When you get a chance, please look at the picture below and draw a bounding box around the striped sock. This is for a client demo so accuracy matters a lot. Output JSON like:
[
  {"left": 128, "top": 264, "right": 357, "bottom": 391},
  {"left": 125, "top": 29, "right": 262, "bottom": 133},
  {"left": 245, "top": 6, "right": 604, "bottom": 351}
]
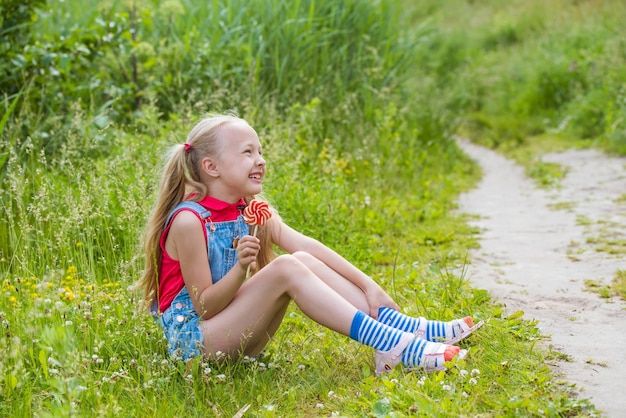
[
  {"left": 350, "top": 311, "right": 457, "bottom": 370},
  {"left": 350, "top": 310, "right": 405, "bottom": 352},
  {"left": 377, "top": 306, "right": 419, "bottom": 333},
  {"left": 401, "top": 337, "right": 454, "bottom": 370},
  {"left": 378, "top": 307, "right": 470, "bottom": 342}
]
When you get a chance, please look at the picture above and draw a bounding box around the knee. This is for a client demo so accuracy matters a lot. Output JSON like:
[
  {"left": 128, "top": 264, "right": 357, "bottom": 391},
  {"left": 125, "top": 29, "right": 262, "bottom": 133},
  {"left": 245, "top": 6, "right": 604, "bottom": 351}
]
[
  {"left": 291, "top": 251, "right": 318, "bottom": 266},
  {"left": 269, "top": 254, "right": 309, "bottom": 276}
]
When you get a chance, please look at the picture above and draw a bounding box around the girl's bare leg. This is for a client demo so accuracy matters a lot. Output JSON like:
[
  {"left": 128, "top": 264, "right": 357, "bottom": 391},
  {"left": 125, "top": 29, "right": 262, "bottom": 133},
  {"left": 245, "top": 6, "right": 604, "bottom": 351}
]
[
  {"left": 200, "top": 254, "right": 359, "bottom": 358},
  {"left": 290, "top": 251, "right": 480, "bottom": 342},
  {"left": 291, "top": 251, "right": 369, "bottom": 312}
]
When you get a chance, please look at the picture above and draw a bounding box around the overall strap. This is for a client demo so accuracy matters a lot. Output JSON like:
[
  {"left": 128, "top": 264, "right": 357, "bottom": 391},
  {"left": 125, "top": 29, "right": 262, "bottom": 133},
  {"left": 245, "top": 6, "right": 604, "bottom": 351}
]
[
  {"left": 153, "top": 201, "right": 212, "bottom": 319},
  {"left": 164, "top": 201, "right": 212, "bottom": 229}
]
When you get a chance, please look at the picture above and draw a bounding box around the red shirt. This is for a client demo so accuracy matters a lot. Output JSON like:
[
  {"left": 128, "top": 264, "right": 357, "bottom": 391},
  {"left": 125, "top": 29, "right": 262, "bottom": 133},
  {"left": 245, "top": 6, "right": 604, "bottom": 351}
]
[{"left": 158, "top": 196, "right": 245, "bottom": 313}]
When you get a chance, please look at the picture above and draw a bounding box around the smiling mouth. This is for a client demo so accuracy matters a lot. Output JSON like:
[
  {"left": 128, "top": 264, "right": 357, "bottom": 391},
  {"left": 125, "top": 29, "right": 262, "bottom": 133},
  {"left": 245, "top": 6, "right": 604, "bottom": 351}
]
[{"left": 249, "top": 174, "right": 262, "bottom": 180}]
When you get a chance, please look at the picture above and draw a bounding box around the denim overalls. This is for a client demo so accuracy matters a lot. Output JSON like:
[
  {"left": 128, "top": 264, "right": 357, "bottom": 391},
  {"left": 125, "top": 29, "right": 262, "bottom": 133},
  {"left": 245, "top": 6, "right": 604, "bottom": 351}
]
[{"left": 156, "top": 201, "right": 249, "bottom": 361}]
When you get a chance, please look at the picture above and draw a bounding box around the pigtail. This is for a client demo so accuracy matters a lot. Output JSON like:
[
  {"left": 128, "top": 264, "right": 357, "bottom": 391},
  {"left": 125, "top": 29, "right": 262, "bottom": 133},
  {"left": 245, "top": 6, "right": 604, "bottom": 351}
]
[{"left": 137, "top": 144, "right": 191, "bottom": 311}]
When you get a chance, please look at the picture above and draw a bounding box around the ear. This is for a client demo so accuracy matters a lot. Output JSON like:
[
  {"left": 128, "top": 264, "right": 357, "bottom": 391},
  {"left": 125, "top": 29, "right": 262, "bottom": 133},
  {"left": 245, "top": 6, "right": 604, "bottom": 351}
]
[{"left": 201, "top": 157, "right": 219, "bottom": 178}]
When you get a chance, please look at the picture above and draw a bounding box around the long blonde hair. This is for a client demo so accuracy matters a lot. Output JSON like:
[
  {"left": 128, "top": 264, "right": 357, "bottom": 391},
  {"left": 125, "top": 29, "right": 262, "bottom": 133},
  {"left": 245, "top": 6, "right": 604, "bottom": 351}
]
[{"left": 137, "top": 115, "right": 277, "bottom": 310}]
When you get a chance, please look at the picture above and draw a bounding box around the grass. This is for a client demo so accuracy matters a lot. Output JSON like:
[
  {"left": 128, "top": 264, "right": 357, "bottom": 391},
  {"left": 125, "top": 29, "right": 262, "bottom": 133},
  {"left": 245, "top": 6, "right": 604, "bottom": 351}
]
[
  {"left": 0, "top": 105, "right": 599, "bottom": 415},
  {"left": 584, "top": 274, "right": 626, "bottom": 301},
  {"left": 613, "top": 270, "right": 626, "bottom": 300},
  {"left": 443, "top": 0, "right": 626, "bottom": 158},
  {"left": 0, "top": 0, "right": 612, "bottom": 416}
]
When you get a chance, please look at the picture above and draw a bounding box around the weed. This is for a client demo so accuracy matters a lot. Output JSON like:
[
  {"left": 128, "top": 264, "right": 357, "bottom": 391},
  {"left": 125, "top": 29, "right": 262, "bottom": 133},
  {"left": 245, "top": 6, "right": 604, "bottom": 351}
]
[{"left": 612, "top": 270, "right": 626, "bottom": 300}]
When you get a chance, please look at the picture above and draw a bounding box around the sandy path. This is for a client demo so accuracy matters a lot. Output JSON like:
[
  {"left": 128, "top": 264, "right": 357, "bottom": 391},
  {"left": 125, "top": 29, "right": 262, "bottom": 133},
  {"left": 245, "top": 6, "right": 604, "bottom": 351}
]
[{"left": 456, "top": 139, "right": 626, "bottom": 417}]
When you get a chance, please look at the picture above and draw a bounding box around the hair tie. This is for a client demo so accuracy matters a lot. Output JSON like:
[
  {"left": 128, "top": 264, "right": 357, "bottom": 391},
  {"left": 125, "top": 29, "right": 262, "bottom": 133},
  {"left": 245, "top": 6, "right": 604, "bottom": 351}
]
[{"left": 183, "top": 143, "right": 192, "bottom": 153}]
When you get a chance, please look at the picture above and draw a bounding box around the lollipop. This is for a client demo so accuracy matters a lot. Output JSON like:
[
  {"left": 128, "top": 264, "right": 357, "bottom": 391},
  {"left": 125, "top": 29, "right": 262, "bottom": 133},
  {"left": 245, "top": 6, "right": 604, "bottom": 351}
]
[
  {"left": 244, "top": 200, "right": 272, "bottom": 230},
  {"left": 243, "top": 199, "right": 272, "bottom": 277}
]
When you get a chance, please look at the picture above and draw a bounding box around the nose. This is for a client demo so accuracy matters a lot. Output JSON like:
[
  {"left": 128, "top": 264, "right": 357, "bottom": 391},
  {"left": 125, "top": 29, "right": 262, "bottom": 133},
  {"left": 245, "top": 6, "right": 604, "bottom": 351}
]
[{"left": 257, "top": 154, "right": 266, "bottom": 167}]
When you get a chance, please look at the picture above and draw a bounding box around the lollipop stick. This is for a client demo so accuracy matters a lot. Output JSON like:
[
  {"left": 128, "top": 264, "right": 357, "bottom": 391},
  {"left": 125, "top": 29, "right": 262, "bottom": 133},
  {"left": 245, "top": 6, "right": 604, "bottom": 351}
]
[{"left": 245, "top": 224, "right": 259, "bottom": 278}]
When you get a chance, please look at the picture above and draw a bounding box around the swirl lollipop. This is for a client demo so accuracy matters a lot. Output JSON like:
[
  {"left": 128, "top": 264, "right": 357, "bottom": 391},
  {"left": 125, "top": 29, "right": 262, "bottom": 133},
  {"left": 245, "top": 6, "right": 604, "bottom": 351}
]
[
  {"left": 243, "top": 199, "right": 272, "bottom": 277},
  {"left": 244, "top": 200, "right": 272, "bottom": 229}
]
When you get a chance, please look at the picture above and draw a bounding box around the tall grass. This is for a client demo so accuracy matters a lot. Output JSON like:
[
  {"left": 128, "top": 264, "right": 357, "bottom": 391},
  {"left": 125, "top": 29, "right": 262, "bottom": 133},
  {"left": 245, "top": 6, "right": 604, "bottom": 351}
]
[
  {"left": 26, "top": 0, "right": 416, "bottom": 141},
  {"left": 426, "top": 0, "right": 626, "bottom": 155},
  {"left": 0, "top": 0, "right": 600, "bottom": 415}
]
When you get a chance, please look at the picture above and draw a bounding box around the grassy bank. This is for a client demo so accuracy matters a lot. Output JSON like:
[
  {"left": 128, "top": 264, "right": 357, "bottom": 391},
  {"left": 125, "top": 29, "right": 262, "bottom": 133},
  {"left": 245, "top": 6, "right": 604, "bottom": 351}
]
[
  {"left": 421, "top": 0, "right": 626, "bottom": 184},
  {"left": 0, "top": 0, "right": 606, "bottom": 415}
]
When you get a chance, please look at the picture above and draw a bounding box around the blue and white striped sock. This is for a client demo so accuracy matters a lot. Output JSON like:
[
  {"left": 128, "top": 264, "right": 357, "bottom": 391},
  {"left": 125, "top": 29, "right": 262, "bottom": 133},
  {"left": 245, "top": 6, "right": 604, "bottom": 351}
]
[
  {"left": 350, "top": 311, "right": 450, "bottom": 369},
  {"left": 401, "top": 337, "right": 429, "bottom": 366},
  {"left": 377, "top": 306, "right": 419, "bottom": 333},
  {"left": 350, "top": 310, "right": 404, "bottom": 352},
  {"left": 378, "top": 307, "right": 462, "bottom": 342}
]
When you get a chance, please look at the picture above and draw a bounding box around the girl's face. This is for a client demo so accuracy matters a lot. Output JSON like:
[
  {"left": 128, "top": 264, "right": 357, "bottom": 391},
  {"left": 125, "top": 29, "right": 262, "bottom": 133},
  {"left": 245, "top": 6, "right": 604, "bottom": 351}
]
[{"left": 209, "top": 120, "right": 266, "bottom": 202}]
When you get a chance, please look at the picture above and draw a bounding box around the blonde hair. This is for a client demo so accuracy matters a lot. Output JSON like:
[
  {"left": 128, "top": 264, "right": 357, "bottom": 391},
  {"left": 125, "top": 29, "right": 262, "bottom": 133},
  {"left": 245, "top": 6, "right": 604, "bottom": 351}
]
[{"left": 137, "top": 114, "right": 277, "bottom": 310}]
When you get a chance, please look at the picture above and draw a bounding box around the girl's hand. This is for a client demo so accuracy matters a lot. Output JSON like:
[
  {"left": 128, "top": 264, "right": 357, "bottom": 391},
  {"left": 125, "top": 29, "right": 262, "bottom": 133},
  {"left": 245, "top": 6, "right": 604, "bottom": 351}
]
[
  {"left": 366, "top": 285, "right": 401, "bottom": 319},
  {"left": 236, "top": 235, "right": 260, "bottom": 271}
]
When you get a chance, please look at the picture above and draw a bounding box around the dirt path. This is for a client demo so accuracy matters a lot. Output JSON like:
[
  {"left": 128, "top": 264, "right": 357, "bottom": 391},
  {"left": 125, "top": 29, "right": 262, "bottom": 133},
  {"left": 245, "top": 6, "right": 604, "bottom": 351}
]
[{"left": 456, "top": 139, "right": 626, "bottom": 417}]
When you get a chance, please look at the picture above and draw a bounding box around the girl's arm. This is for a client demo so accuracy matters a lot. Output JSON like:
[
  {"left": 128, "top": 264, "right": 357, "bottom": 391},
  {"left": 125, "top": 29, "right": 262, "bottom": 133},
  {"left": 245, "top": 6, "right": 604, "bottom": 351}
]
[
  {"left": 269, "top": 218, "right": 400, "bottom": 318},
  {"left": 166, "top": 211, "right": 258, "bottom": 319}
]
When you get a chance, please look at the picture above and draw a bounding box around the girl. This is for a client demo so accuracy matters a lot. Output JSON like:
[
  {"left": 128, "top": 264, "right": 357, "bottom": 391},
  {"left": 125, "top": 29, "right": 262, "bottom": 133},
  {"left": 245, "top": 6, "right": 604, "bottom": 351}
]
[{"left": 137, "top": 114, "right": 482, "bottom": 375}]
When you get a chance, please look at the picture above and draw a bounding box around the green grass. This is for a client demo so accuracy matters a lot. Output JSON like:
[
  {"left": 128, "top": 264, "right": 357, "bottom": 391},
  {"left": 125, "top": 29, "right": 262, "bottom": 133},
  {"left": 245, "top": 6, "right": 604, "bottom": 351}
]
[
  {"left": 0, "top": 0, "right": 608, "bottom": 416},
  {"left": 443, "top": 0, "right": 626, "bottom": 158},
  {"left": 0, "top": 106, "right": 597, "bottom": 415},
  {"left": 613, "top": 270, "right": 626, "bottom": 300}
]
